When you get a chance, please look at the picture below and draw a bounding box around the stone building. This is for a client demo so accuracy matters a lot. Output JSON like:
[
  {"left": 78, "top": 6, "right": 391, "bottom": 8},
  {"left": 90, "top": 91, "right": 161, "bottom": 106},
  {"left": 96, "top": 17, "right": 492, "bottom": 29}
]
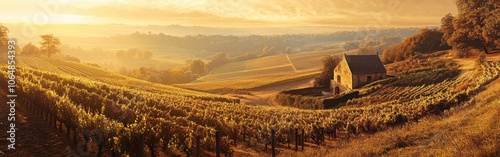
[{"left": 331, "top": 54, "right": 387, "bottom": 94}]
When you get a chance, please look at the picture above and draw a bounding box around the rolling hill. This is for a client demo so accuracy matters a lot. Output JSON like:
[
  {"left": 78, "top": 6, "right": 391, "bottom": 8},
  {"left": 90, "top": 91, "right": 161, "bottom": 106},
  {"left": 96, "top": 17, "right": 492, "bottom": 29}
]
[
  {"left": 194, "top": 46, "right": 345, "bottom": 83},
  {"left": 16, "top": 56, "right": 237, "bottom": 102}
]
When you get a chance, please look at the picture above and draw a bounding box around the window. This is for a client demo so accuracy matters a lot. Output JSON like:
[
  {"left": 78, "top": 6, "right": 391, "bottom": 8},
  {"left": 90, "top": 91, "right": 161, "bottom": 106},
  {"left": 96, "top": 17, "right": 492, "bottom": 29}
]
[
  {"left": 337, "top": 75, "right": 341, "bottom": 83},
  {"left": 367, "top": 76, "right": 372, "bottom": 83}
]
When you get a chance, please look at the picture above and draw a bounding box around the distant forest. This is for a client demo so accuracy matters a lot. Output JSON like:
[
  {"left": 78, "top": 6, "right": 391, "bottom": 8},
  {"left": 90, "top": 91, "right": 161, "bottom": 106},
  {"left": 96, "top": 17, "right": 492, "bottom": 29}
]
[{"left": 68, "top": 28, "right": 420, "bottom": 55}]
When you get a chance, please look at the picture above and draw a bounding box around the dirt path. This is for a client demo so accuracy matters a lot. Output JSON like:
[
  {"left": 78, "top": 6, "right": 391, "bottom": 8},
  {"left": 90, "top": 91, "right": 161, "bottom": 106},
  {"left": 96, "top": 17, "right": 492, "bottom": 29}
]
[
  {"left": 239, "top": 77, "right": 315, "bottom": 106},
  {"left": 285, "top": 54, "right": 298, "bottom": 72},
  {"left": 454, "top": 51, "right": 500, "bottom": 70}
]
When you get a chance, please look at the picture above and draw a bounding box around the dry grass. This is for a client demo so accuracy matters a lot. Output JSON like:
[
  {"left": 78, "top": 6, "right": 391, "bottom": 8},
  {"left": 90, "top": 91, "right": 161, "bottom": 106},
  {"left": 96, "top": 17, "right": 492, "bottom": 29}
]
[
  {"left": 210, "top": 54, "right": 291, "bottom": 75},
  {"left": 280, "top": 79, "right": 500, "bottom": 157}
]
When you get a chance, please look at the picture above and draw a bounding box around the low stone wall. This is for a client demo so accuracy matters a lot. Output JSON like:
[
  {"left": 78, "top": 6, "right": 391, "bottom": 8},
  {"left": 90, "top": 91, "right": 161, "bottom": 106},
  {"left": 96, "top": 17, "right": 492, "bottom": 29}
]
[
  {"left": 322, "top": 91, "right": 359, "bottom": 109},
  {"left": 280, "top": 87, "right": 330, "bottom": 96},
  {"left": 276, "top": 87, "right": 359, "bottom": 110}
]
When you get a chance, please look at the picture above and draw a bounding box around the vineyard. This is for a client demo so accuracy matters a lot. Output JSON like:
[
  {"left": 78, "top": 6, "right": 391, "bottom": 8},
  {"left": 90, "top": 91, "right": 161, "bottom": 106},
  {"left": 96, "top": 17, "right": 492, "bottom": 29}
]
[
  {"left": 2, "top": 59, "right": 499, "bottom": 156},
  {"left": 17, "top": 56, "right": 235, "bottom": 102}
]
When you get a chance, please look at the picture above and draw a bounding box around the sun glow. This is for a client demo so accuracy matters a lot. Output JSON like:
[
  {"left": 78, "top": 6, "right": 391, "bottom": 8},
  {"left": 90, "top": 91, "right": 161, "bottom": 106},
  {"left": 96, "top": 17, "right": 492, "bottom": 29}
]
[
  {"left": 50, "top": 14, "right": 93, "bottom": 24},
  {"left": 0, "top": 0, "right": 458, "bottom": 26}
]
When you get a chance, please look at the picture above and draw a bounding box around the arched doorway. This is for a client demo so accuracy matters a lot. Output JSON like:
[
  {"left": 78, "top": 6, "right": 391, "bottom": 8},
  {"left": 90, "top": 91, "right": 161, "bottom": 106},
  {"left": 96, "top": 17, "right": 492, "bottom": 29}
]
[{"left": 334, "top": 87, "right": 340, "bottom": 94}]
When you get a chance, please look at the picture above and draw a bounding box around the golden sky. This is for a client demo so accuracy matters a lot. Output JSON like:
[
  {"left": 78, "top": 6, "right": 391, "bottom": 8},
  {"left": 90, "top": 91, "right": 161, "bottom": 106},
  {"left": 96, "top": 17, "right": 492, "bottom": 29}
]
[{"left": 1, "top": 0, "right": 458, "bottom": 27}]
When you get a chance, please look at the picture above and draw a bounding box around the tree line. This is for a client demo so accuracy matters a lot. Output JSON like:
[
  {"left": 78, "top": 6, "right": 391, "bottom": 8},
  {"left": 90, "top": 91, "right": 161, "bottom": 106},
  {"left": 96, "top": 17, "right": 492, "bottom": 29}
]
[
  {"left": 119, "top": 52, "right": 231, "bottom": 84},
  {"left": 71, "top": 28, "right": 420, "bottom": 55}
]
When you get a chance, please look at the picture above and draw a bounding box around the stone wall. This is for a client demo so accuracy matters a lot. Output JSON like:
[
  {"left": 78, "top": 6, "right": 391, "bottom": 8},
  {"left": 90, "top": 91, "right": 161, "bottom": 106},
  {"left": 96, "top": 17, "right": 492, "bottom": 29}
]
[{"left": 333, "top": 57, "right": 353, "bottom": 89}]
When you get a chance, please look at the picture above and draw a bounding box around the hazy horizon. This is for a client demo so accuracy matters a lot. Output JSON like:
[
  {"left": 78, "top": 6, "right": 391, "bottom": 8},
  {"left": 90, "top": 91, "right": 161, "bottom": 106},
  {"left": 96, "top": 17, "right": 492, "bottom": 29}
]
[{"left": 2, "top": 0, "right": 458, "bottom": 43}]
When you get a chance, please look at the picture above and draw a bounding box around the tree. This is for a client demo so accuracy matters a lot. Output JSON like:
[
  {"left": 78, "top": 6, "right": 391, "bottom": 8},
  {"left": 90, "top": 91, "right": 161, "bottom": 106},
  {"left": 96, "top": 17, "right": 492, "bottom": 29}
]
[
  {"left": 21, "top": 42, "right": 39, "bottom": 56},
  {"left": 447, "top": 0, "right": 500, "bottom": 54},
  {"left": 0, "top": 25, "right": 8, "bottom": 62},
  {"left": 207, "top": 52, "right": 229, "bottom": 71},
  {"left": 314, "top": 55, "right": 341, "bottom": 87},
  {"left": 39, "top": 34, "right": 61, "bottom": 57},
  {"left": 440, "top": 13, "right": 455, "bottom": 46},
  {"left": 189, "top": 59, "right": 206, "bottom": 76},
  {"left": 381, "top": 29, "right": 449, "bottom": 63}
]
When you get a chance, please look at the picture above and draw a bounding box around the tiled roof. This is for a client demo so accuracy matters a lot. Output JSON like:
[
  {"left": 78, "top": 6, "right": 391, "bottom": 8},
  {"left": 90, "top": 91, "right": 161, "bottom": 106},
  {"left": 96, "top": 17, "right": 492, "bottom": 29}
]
[{"left": 344, "top": 55, "right": 386, "bottom": 74}]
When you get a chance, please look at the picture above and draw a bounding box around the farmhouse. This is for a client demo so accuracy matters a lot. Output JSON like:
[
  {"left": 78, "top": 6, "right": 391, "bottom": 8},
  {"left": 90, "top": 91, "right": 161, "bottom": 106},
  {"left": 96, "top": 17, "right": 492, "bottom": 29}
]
[{"left": 331, "top": 54, "right": 386, "bottom": 94}]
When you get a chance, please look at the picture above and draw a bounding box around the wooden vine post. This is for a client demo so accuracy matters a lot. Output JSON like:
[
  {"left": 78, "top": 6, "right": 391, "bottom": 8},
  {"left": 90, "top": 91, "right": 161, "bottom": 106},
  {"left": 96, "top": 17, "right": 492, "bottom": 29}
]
[
  {"left": 216, "top": 131, "right": 221, "bottom": 157},
  {"left": 301, "top": 129, "right": 305, "bottom": 151},
  {"left": 271, "top": 129, "right": 276, "bottom": 157},
  {"left": 196, "top": 136, "right": 201, "bottom": 157}
]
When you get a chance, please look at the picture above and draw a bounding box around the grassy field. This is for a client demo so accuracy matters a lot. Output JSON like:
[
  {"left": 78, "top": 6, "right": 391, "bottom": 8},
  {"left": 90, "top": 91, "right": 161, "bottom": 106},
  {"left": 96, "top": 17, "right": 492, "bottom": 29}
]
[
  {"left": 176, "top": 70, "right": 320, "bottom": 92},
  {"left": 196, "top": 46, "right": 344, "bottom": 83}
]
